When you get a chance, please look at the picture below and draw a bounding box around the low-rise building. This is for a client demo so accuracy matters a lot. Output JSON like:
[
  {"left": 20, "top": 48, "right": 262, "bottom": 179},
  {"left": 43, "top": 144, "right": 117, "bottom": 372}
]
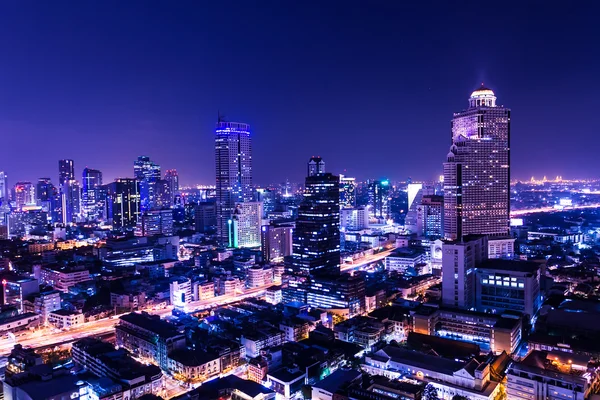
[
  {"left": 48, "top": 309, "right": 85, "bottom": 329},
  {"left": 0, "top": 313, "right": 39, "bottom": 337},
  {"left": 248, "top": 356, "right": 269, "bottom": 384},
  {"left": 71, "top": 338, "right": 163, "bottom": 398},
  {"left": 411, "top": 305, "right": 522, "bottom": 354},
  {"left": 506, "top": 350, "right": 600, "bottom": 400},
  {"left": 265, "top": 285, "right": 282, "bottom": 305},
  {"left": 167, "top": 349, "right": 220, "bottom": 383},
  {"left": 279, "top": 318, "right": 311, "bottom": 342},
  {"left": 334, "top": 316, "right": 386, "bottom": 351},
  {"left": 246, "top": 265, "right": 273, "bottom": 288},
  {"left": 241, "top": 328, "right": 285, "bottom": 359},
  {"left": 363, "top": 346, "right": 501, "bottom": 400},
  {"left": 40, "top": 265, "right": 90, "bottom": 292},
  {"left": 385, "top": 247, "right": 427, "bottom": 274},
  {"left": 267, "top": 367, "right": 306, "bottom": 399},
  {"left": 116, "top": 312, "right": 186, "bottom": 370},
  {"left": 111, "top": 290, "right": 146, "bottom": 312},
  {"left": 22, "top": 289, "right": 61, "bottom": 326}
]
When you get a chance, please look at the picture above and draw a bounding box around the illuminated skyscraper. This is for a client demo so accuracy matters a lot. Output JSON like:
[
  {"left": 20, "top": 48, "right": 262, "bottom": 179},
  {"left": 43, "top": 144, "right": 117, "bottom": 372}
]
[
  {"left": 230, "top": 201, "right": 263, "bottom": 248},
  {"left": 82, "top": 168, "right": 103, "bottom": 220},
  {"left": 14, "top": 182, "right": 36, "bottom": 210},
  {"left": 215, "top": 121, "right": 252, "bottom": 245},
  {"left": 58, "top": 159, "right": 75, "bottom": 186},
  {"left": 339, "top": 174, "right": 356, "bottom": 208},
  {"left": 61, "top": 180, "right": 81, "bottom": 224},
  {"left": 134, "top": 156, "right": 161, "bottom": 212},
  {"left": 164, "top": 169, "right": 179, "bottom": 205},
  {"left": 0, "top": 172, "right": 8, "bottom": 204},
  {"left": 290, "top": 157, "right": 340, "bottom": 277},
  {"left": 367, "top": 179, "right": 390, "bottom": 221},
  {"left": 443, "top": 85, "right": 510, "bottom": 239},
  {"left": 105, "top": 178, "right": 140, "bottom": 229},
  {"left": 36, "top": 178, "right": 54, "bottom": 202}
]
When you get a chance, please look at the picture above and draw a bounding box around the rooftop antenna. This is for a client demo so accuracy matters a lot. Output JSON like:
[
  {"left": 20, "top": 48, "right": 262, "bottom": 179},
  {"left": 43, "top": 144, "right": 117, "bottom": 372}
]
[{"left": 218, "top": 111, "right": 226, "bottom": 123}]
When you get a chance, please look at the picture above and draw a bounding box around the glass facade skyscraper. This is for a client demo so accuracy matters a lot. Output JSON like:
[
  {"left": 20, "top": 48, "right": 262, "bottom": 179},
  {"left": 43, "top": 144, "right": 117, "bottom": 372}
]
[
  {"left": 290, "top": 157, "right": 340, "bottom": 277},
  {"left": 134, "top": 156, "right": 161, "bottom": 212},
  {"left": 443, "top": 85, "right": 510, "bottom": 240},
  {"left": 58, "top": 159, "right": 74, "bottom": 187},
  {"left": 82, "top": 168, "right": 103, "bottom": 220},
  {"left": 105, "top": 178, "right": 140, "bottom": 229},
  {"left": 215, "top": 121, "right": 253, "bottom": 245}
]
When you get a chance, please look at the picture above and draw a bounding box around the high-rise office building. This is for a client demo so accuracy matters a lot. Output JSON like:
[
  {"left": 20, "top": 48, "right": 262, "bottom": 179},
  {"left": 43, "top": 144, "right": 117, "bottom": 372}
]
[
  {"left": 261, "top": 221, "right": 294, "bottom": 262},
  {"left": 339, "top": 174, "right": 356, "bottom": 208},
  {"left": 134, "top": 156, "right": 161, "bottom": 212},
  {"left": 215, "top": 121, "right": 253, "bottom": 244},
  {"left": 441, "top": 235, "right": 488, "bottom": 309},
  {"left": 367, "top": 179, "right": 390, "bottom": 222},
  {"left": 154, "top": 179, "right": 172, "bottom": 209},
  {"left": 81, "top": 168, "right": 103, "bottom": 220},
  {"left": 35, "top": 178, "right": 54, "bottom": 203},
  {"left": 417, "top": 195, "right": 444, "bottom": 239},
  {"left": 194, "top": 202, "right": 217, "bottom": 233},
  {"left": 61, "top": 180, "right": 81, "bottom": 224},
  {"left": 290, "top": 157, "right": 340, "bottom": 277},
  {"left": 135, "top": 209, "right": 174, "bottom": 237},
  {"left": 0, "top": 172, "right": 8, "bottom": 204},
  {"left": 14, "top": 182, "right": 36, "bottom": 210},
  {"left": 58, "top": 159, "right": 75, "bottom": 186},
  {"left": 231, "top": 202, "right": 263, "bottom": 248},
  {"left": 443, "top": 85, "right": 510, "bottom": 240},
  {"left": 164, "top": 169, "right": 179, "bottom": 205},
  {"left": 105, "top": 178, "right": 140, "bottom": 229}
]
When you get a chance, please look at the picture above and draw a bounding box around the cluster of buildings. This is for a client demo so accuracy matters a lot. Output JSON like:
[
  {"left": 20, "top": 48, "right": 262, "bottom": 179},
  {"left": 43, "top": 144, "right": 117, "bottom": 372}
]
[{"left": 2, "top": 85, "right": 600, "bottom": 400}]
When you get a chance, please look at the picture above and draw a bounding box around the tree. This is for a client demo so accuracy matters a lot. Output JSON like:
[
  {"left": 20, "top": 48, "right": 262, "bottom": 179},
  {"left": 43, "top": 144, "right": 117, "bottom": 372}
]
[
  {"left": 423, "top": 384, "right": 439, "bottom": 400},
  {"left": 493, "top": 383, "right": 507, "bottom": 400}
]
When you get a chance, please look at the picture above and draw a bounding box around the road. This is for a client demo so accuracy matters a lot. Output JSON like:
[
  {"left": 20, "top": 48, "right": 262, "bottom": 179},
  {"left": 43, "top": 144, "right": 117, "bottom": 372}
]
[
  {"left": 0, "top": 308, "right": 174, "bottom": 356},
  {"left": 340, "top": 248, "right": 395, "bottom": 272},
  {"left": 0, "top": 283, "right": 275, "bottom": 356},
  {"left": 0, "top": 250, "right": 394, "bottom": 357},
  {"left": 510, "top": 203, "right": 600, "bottom": 216}
]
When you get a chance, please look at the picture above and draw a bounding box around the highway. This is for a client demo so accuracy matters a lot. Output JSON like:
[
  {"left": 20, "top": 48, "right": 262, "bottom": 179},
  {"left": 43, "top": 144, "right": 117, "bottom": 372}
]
[
  {"left": 0, "top": 250, "right": 394, "bottom": 357},
  {"left": 340, "top": 248, "right": 395, "bottom": 272},
  {"left": 0, "top": 283, "right": 276, "bottom": 356},
  {"left": 510, "top": 203, "right": 600, "bottom": 216}
]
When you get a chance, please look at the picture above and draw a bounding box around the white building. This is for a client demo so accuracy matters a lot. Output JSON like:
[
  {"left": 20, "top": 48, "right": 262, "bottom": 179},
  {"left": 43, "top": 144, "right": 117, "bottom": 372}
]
[
  {"left": 340, "top": 207, "right": 368, "bottom": 231},
  {"left": 487, "top": 237, "right": 515, "bottom": 259},
  {"left": 231, "top": 202, "right": 263, "bottom": 248},
  {"left": 23, "top": 290, "right": 61, "bottom": 326},
  {"left": 246, "top": 265, "right": 273, "bottom": 288},
  {"left": 48, "top": 309, "right": 85, "bottom": 329},
  {"left": 363, "top": 346, "right": 500, "bottom": 400},
  {"left": 40, "top": 266, "right": 90, "bottom": 292}
]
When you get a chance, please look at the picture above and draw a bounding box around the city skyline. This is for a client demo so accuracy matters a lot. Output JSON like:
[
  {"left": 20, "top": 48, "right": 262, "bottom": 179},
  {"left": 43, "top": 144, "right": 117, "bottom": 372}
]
[{"left": 1, "top": 2, "right": 599, "bottom": 185}]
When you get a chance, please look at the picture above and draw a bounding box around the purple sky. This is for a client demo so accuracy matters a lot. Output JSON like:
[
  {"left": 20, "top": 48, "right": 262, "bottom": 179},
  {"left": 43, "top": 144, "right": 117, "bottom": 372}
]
[{"left": 1, "top": 1, "right": 599, "bottom": 186}]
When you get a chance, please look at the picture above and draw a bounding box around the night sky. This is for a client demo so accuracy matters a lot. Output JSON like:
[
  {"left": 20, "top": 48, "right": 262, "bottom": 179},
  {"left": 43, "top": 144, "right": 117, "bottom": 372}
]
[{"left": 1, "top": 1, "right": 599, "bottom": 186}]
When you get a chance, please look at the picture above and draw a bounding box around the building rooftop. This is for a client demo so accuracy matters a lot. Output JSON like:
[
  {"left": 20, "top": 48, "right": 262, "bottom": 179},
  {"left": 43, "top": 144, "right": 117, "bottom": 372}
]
[
  {"left": 168, "top": 349, "right": 219, "bottom": 367},
  {"left": 478, "top": 259, "right": 540, "bottom": 273},
  {"left": 119, "top": 312, "right": 182, "bottom": 339},
  {"left": 313, "top": 368, "right": 361, "bottom": 394},
  {"left": 172, "top": 375, "right": 273, "bottom": 400},
  {"left": 50, "top": 309, "right": 80, "bottom": 317},
  {"left": 377, "top": 346, "right": 467, "bottom": 376},
  {"left": 406, "top": 332, "right": 480, "bottom": 360},
  {"left": 268, "top": 367, "right": 306, "bottom": 383}
]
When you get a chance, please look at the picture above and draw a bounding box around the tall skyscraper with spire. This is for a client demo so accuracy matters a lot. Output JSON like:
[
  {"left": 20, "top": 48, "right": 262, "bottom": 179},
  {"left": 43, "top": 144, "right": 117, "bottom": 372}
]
[
  {"left": 215, "top": 121, "right": 253, "bottom": 245},
  {"left": 443, "top": 85, "right": 510, "bottom": 240}
]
